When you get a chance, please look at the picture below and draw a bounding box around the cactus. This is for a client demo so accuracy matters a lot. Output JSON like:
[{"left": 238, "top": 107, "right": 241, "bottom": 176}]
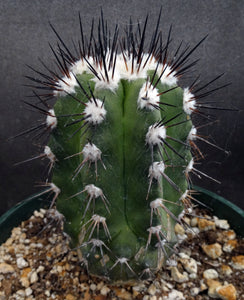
[{"left": 20, "top": 12, "right": 227, "bottom": 281}]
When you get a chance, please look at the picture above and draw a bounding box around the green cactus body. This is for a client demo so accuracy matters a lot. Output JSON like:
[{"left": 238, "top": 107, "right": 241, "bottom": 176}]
[
  {"left": 24, "top": 14, "right": 212, "bottom": 281},
  {"left": 46, "top": 52, "right": 193, "bottom": 279}
]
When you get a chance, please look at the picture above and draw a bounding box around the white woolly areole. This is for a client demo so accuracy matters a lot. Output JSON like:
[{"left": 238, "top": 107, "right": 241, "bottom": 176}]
[
  {"left": 50, "top": 182, "right": 61, "bottom": 194},
  {"left": 88, "top": 239, "right": 106, "bottom": 247},
  {"left": 158, "top": 64, "right": 178, "bottom": 86},
  {"left": 185, "top": 158, "right": 194, "bottom": 174},
  {"left": 114, "top": 53, "right": 149, "bottom": 81},
  {"left": 146, "top": 124, "right": 166, "bottom": 145},
  {"left": 155, "top": 239, "right": 167, "bottom": 248},
  {"left": 150, "top": 198, "right": 163, "bottom": 208},
  {"left": 46, "top": 109, "right": 57, "bottom": 130},
  {"left": 149, "top": 161, "right": 165, "bottom": 180},
  {"left": 84, "top": 99, "right": 106, "bottom": 124},
  {"left": 84, "top": 184, "right": 103, "bottom": 198},
  {"left": 183, "top": 87, "right": 196, "bottom": 115},
  {"left": 91, "top": 214, "right": 106, "bottom": 223},
  {"left": 137, "top": 82, "right": 159, "bottom": 110},
  {"left": 180, "top": 190, "right": 189, "bottom": 201},
  {"left": 70, "top": 57, "right": 93, "bottom": 75},
  {"left": 147, "top": 225, "right": 162, "bottom": 234},
  {"left": 82, "top": 143, "right": 102, "bottom": 161},
  {"left": 92, "top": 51, "right": 121, "bottom": 91},
  {"left": 44, "top": 146, "right": 56, "bottom": 162},
  {"left": 54, "top": 72, "right": 78, "bottom": 96},
  {"left": 187, "top": 126, "right": 197, "bottom": 141},
  {"left": 178, "top": 209, "right": 185, "bottom": 219}
]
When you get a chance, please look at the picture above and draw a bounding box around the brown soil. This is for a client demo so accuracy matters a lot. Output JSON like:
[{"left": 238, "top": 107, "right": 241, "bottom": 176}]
[{"left": 0, "top": 208, "right": 243, "bottom": 300}]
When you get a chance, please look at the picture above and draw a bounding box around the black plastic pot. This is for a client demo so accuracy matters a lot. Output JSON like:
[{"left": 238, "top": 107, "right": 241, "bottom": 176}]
[{"left": 0, "top": 186, "right": 243, "bottom": 244}]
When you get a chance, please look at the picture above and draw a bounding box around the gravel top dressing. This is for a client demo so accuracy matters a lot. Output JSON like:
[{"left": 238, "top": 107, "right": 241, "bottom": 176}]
[{"left": 0, "top": 207, "right": 243, "bottom": 300}]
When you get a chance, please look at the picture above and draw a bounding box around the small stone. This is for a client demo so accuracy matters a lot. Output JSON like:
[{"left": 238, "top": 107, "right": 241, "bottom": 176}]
[
  {"left": 170, "top": 267, "right": 189, "bottom": 283},
  {"left": 190, "top": 227, "right": 200, "bottom": 235},
  {"left": 231, "top": 255, "right": 244, "bottom": 269},
  {"left": 198, "top": 218, "right": 216, "bottom": 231},
  {"left": 223, "top": 240, "right": 238, "bottom": 253},
  {"left": 221, "top": 230, "right": 236, "bottom": 241},
  {"left": 200, "top": 279, "right": 208, "bottom": 291},
  {"left": 183, "top": 217, "right": 190, "bottom": 225},
  {"left": 179, "top": 252, "right": 190, "bottom": 259},
  {"left": 57, "top": 265, "right": 63, "bottom": 273},
  {"left": 190, "top": 287, "right": 200, "bottom": 296},
  {"left": 65, "top": 294, "right": 77, "bottom": 300},
  {"left": 16, "top": 289, "right": 25, "bottom": 296},
  {"left": 34, "top": 210, "right": 44, "bottom": 218},
  {"left": 20, "top": 276, "right": 30, "bottom": 288},
  {"left": 40, "top": 208, "right": 46, "bottom": 214},
  {"left": 177, "top": 234, "right": 187, "bottom": 242},
  {"left": 30, "top": 271, "right": 38, "bottom": 283},
  {"left": 164, "top": 289, "right": 185, "bottom": 300},
  {"left": 216, "top": 284, "right": 237, "bottom": 300},
  {"left": 4, "top": 238, "right": 13, "bottom": 247},
  {"left": 36, "top": 265, "right": 45, "bottom": 273},
  {"left": 202, "top": 243, "right": 222, "bottom": 259},
  {"left": 180, "top": 257, "right": 198, "bottom": 274},
  {"left": 100, "top": 286, "right": 110, "bottom": 296},
  {"left": 114, "top": 288, "right": 132, "bottom": 300},
  {"left": 148, "top": 284, "right": 157, "bottom": 295},
  {"left": 189, "top": 273, "right": 197, "bottom": 279},
  {"left": 20, "top": 267, "right": 31, "bottom": 288},
  {"left": 203, "top": 268, "right": 219, "bottom": 279},
  {"left": 0, "top": 263, "right": 15, "bottom": 274},
  {"left": 214, "top": 218, "right": 230, "bottom": 230},
  {"left": 17, "top": 257, "right": 28, "bottom": 269},
  {"left": 220, "top": 264, "right": 233, "bottom": 276},
  {"left": 175, "top": 223, "right": 185, "bottom": 235},
  {"left": 25, "top": 287, "right": 32, "bottom": 297},
  {"left": 206, "top": 279, "right": 222, "bottom": 298},
  {"left": 191, "top": 217, "right": 198, "bottom": 227},
  {"left": 96, "top": 281, "right": 104, "bottom": 291},
  {"left": 90, "top": 283, "right": 97, "bottom": 291}
]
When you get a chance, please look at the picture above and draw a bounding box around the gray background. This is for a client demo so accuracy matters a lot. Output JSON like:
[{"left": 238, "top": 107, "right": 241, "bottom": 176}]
[{"left": 0, "top": 0, "right": 243, "bottom": 215}]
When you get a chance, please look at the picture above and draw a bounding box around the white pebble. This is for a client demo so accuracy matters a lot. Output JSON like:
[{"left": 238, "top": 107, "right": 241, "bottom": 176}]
[
  {"left": 30, "top": 271, "right": 38, "bottom": 283},
  {"left": 190, "top": 217, "right": 198, "bottom": 227},
  {"left": 203, "top": 268, "right": 219, "bottom": 279},
  {"left": 36, "top": 265, "right": 45, "bottom": 273},
  {"left": 90, "top": 283, "right": 97, "bottom": 291},
  {"left": 177, "top": 234, "right": 188, "bottom": 242},
  {"left": 148, "top": 284, "right": 157, "bottom": 295},
  {"left": 100, "top": 286, "right": 110, "bottom": 296},
  {"left": 171, "top": 267, "right": 189, "bottom": 283},
  {"left": 25, "top": 287, "right": 33, "bottom": 296},
  {"left": 189, "top": 273, "right": 197, "bottom": 279},
  {"left": 179, "top": 252, "right": 190, "bottom": 259},
  {"left": 163, "top": 289, "right": 185, "bottom": 300},
  {"left": 16, "top": 289, "right": 25, "bottom": 296},
  {"left": 16, "top": 257, "right": 28, "bottom": 269},
  {"left": 214, "top": 218, "right": 230, "bottom": 229},
  {"left": 190, "top": 287, "right": 200, "bottom": 296}
]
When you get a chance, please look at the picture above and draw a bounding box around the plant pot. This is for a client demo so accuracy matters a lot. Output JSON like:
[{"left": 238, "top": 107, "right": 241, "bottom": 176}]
[{"left": 1, "top": 186, "right": 243, "bottom": 245}]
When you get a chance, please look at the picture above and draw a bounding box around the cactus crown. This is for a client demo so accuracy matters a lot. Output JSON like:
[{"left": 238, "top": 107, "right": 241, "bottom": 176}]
[{"left": 21, "top": 11, "right": 226, "bottom": 281}]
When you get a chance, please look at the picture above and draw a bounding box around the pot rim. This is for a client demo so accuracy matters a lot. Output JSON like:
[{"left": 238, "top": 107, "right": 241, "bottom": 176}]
[{"left": 0, "top": 186, "right": 243, "bottom": 244}]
